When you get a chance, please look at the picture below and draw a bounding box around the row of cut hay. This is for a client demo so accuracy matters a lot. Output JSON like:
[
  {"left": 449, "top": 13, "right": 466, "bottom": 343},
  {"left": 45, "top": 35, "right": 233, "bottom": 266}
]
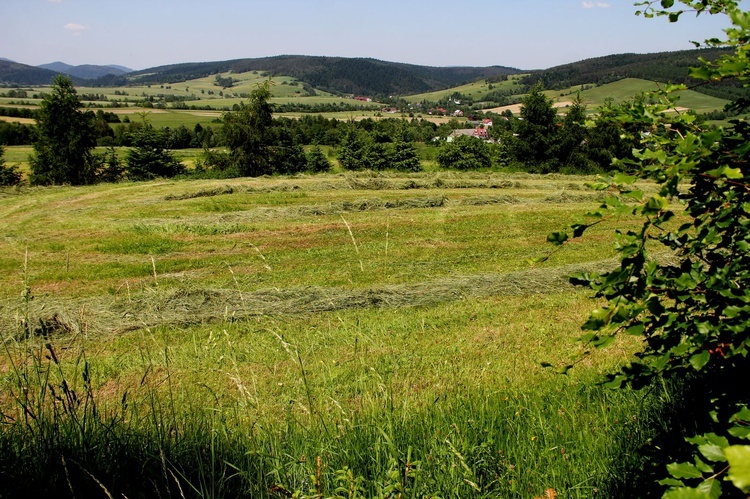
[
  {"left": 141, "top": 195, "right": 526, "bottom": 229},
  {"left": 2, "top": 259, "right": 618, "bottom": 337},
  {"left": 164, "top": 178, "right": 528, "bottom": 200}
]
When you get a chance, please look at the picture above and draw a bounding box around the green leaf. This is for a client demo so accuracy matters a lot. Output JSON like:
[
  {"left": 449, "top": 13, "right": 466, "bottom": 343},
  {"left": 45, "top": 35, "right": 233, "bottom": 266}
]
[
  {"left": 602, "top": 375, "right": 626, "bottom": 389},
  {"left": 694, "top": 456, "right": 713, "bottom": 474},
  {"left": 660, "top": 0, "right": 674, "bottom": 8},
  {"left": 667, "top": 462, "right": 703, "bottom": 479},
  {"left": 731, "top": 407, "right": 750, "bottom": 424},
  {"left": 698, "top": 442, "right": 727, "bottom": 463},
  {"left": 613, "top": 172, "right": 637, "bottom": 184},
  {"left": 643, "top": 195, "right": 669, "bottom": 215},
  {"left": 725, "top": 445, "right": 750, "bottom": 493},
  {"left": 626, "top": 323, "right": 645, "bottom": 335},
  {"left": 593, "top": 334, "right": 616, "bottom": 348},
  {"left": 623, "top": 189, "right": 644, "bottom": 201},
  {"left": 547, "top": 231, "right": 569, "bottom": 246},
  {"left": 724, "top": 306, "right": 744, "bottom": 318},
  {"left": 707, "top": 165, "right": 744, "bottom": 179},
  {"left": 659, "top": 478, "right": 686, "bottom": 487},
  {"left": 723, "top": 167, "right": 743, "bottom": 179},
  {"left": 697, "top": 478, "right": 722, "bottom": 499},
  {"left": 689, "top": 351, "right": 711, "bottom": 371},
  {"left": 687, "top": 434, "right": 729, "bottom": 463},
  {"left": 729, "top": 427, "right": 750, "bottom": 440},
  {"left": 663, "top": 487, "right": 712, "bottom": 499},
  {"left": 582, "top": 307, "right": 611, "bottom": 330}
]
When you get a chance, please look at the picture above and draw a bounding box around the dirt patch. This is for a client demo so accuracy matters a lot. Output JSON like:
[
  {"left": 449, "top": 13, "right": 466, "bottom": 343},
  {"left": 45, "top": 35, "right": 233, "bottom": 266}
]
[
  {"left": 110, "top": 109, "right": 168, "bottom": 115},
  {"left": 0, "top": 116, "right": 35, "bottom": 124},
  {"left": 484, "top": 101, "right": 573, "bottom": 115}
]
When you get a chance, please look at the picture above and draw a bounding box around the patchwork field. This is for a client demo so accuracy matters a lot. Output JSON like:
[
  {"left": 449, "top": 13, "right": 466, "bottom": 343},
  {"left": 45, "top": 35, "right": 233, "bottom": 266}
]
[{"left": 0, "top": 172, "right": 680, "bottom": 497}]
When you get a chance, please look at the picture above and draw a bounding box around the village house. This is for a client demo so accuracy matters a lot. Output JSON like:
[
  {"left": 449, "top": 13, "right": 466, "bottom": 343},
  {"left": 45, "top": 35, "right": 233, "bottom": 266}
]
[{"left": 446, "top": 126, "right": 492, "bottom": 142}]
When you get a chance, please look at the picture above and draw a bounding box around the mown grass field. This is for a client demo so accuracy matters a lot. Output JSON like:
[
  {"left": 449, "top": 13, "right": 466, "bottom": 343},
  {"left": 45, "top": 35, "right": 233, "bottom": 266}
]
[
  {"left": 569, "top": 78, "right": 729, "bottom": 112},
  {"left": 0, "top": 171, "right": 682, "bottom": 497},
  {"left": 402, "top": 75, "right": 528, "bottom": 104}
]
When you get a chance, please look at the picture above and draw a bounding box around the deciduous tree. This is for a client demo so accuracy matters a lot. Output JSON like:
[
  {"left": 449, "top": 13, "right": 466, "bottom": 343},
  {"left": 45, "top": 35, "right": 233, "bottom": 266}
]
[{"left": 546, "top": 1, "right": 750, "bottom": 495}]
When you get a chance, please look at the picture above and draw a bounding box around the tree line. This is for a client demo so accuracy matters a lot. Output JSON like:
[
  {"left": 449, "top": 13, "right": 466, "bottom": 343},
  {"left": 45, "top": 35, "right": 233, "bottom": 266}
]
[{"left": 0, "top": 75, "right": 654, "bottom": 186}]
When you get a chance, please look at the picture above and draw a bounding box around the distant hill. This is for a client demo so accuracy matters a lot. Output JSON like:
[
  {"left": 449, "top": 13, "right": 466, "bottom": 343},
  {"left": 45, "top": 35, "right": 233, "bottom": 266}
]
[
  {"left": 123, "top": 55, "right": 521, "bottom": 97},
  {"left": 38, "top": 61, "right": 132, "bottom": 79},
  {"left": 0, "top": 59, "right": 60, "bottom": 85},
  {"left": 522, "top": 48, "right": 743, "bottom": 100}
]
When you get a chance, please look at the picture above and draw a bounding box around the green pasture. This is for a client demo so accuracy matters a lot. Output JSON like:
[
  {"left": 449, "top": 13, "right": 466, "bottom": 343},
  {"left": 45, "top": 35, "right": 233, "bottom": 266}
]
[
  {"left": 403, "top": 74, "right": 527, "bottom": 104},
  {"left": 20, "top": 69, "right": 376, "bottom": 113},
  {"left": 551, "top": 78, "right": 729, "bottom": 113},
  {"left": 0, "top": 171, "right": 679, "bottom": 497}
]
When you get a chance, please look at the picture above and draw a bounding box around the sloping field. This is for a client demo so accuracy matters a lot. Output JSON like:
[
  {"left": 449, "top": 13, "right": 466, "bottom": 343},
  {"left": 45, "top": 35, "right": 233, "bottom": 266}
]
[
  {"left": 0, "top": 172, "right": 676, "bottom": 497},
  {"left": 571, "top": 78, "right": 729, "bottom": 112},
  {"left": 403, "top": 75, "right": 527, "bottom": 104}
]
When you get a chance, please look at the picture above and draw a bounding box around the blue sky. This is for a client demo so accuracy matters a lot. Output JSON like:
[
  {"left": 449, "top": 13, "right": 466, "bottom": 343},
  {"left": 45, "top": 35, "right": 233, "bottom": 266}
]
[{"left": 0, "top": 0, "right": 742, "bottom": 71}]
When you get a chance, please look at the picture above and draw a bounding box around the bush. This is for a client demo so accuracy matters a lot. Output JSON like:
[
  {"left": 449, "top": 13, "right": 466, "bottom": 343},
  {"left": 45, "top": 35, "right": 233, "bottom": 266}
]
[
  {"left": 305, "top": 146, "right": 332, "bottom": 173},
  {"left": 125, "top": 123, "right": 185, "bottom": 180},
  {"left": 436, "top": 135, "right": 491, "bottom": 170},
  {"left": 0, "top": 146, "right": 23, "bottom": 186}
]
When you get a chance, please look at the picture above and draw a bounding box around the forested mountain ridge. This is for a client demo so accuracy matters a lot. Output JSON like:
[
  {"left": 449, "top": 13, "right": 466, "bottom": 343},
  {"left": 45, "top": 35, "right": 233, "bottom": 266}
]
[
  {"left": 0, "top": 60, "right": 61, "bottom": 86},
  {"left": 123, "top": 55, "right": 521, "bottom": 97},
  {"left": 37, "top": 62, "right": 132, "bottom": 80},
  {"left": 1, "top": 49, "right": 744, "bottom": 100},
  {"left": 523, "top": 48, "right": 742, "bottom": 100}
]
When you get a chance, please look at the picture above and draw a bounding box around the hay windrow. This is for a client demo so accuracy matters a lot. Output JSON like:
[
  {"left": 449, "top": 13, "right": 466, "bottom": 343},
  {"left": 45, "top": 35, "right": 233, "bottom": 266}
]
[
  {"left": 458, "top": 195, "right": 520, "bottom": 206},
  {"left": 129, "top": 221, "right": 253, "bottom": 235},
  {"left": 542, "top": 191, "right": 600, "bottom": 203},
  {"left": 4, "top": 260, "right": 619, "bottom": 336},
  {"left": 217, "top": 195, "right": 450, "bottom": 220},
  {"left": 165, "top": 185, "right": 237, "bottom": 200}
]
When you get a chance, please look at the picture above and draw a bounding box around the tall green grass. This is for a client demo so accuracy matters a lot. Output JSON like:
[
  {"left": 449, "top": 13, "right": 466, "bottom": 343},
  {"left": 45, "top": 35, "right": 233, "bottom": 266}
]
[
  {"left": 0, "top": 307, "right": 676, "bottom": 498},
  {"left": 0, "top": 172, "right": 682, "bottom": 497}
]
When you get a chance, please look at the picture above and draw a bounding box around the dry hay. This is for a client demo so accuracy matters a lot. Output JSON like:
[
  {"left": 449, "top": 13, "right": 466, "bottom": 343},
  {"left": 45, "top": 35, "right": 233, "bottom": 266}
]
[
  {"left": 2, "top": 260, "right": 619, "bottom": 336},
  {"left": 161, "top": 175, "right": 527, "bottom": 200},
  {"left": 165, "top": 185, "right": 237, "bottom": 200},
  {"left": 457, "top": 195, "right": 520, "bottom": 206},
  {"left": 541, "top": 191, "right": 599, "bottom": 203}
]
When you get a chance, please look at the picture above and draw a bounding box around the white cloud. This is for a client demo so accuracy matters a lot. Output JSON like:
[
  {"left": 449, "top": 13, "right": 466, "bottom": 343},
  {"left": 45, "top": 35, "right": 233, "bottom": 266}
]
[
  {"left": 582, "top": 1, "right": 610, "bottom": 7},
  {"left": 64, "top": 23, "right": 87, "bottom": 36}
]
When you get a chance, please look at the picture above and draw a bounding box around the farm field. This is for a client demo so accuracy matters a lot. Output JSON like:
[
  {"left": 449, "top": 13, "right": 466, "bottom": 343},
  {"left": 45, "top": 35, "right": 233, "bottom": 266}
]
[
  {"left": 486, "top": 78, "right": 730, "bottom": 115},
  {"left": 0, "top": 172, "right": 680, "bottom": 497},
  {"left": 1, "top": 73, "right": 734, "bottom": 137},
  {"left": 1, "top": 70, "right": 379, "bottom": 110},
  {"left": 403, "top": 75, "right": 527, "bottom": 104}
]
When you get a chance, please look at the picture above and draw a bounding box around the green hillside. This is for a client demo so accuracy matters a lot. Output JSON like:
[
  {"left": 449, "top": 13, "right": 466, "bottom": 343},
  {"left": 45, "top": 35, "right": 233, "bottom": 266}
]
[
  {"left": 550, "top": 78, "right": 730, "bottom": 113},
  {"left": 524, "top": 48, "right": 746, "bottom": 101},
  {"left": 122, "top": 56, "right": 521, "bottom": 98},
  {"left": 403, "top": 75, "right": 526, "bottom": 104}
]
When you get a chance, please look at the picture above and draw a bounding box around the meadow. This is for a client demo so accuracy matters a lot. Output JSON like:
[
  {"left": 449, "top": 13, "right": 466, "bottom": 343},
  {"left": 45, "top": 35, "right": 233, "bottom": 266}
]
[{"left": 0, "top": 171, "right": 685, "bottom": 497}]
